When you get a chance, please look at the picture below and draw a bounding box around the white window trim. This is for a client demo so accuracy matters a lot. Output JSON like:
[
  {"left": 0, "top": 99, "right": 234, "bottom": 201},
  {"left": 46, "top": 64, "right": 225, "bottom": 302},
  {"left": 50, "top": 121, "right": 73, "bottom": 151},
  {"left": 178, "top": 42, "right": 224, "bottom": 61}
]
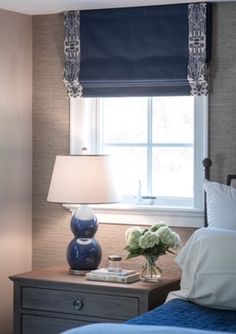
[
  {"left": 69, "top": 96, "right": 208, "bottom": 228},
  {"left": 64, "top": 203, "right": 204, "bottom": 228}
]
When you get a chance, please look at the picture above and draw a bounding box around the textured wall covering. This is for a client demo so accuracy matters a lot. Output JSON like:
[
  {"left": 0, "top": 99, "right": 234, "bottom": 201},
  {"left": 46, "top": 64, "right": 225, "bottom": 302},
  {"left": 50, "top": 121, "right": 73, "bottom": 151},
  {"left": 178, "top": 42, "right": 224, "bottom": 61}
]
[
  {"left": 33, "top": 14, "right": 70, "bottom": 267},
  {"left": 33, "top": 3, "right": 236, "bottom": 271},
  {"left": 209, "top": 3, "right": 236, "bottom": 182},
  {"left": 0, "top": 9, "right": 32, "bottom": 334}
]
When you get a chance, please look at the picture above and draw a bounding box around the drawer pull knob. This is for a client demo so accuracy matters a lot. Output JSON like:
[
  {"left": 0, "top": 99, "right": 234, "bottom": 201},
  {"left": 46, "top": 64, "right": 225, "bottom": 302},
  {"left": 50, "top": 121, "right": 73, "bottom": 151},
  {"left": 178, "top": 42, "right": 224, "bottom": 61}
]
[{"left": 73, "top": 299, "right": 84, "bottom": 311}]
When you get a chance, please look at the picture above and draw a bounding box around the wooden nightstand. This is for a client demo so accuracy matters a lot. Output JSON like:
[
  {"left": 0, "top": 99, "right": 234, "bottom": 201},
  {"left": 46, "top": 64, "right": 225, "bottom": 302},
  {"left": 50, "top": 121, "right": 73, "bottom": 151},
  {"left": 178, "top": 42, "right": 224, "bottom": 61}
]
[{"left": 10, "top": 266, "right": 180, "bottom": 334}]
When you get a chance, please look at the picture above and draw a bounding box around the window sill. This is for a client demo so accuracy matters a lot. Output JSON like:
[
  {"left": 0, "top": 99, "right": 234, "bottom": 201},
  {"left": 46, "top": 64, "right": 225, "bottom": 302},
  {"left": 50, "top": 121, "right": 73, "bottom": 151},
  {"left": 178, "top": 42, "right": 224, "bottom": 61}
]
[{"left": 63, "top": 204, "right": 204, "bottom": 228}]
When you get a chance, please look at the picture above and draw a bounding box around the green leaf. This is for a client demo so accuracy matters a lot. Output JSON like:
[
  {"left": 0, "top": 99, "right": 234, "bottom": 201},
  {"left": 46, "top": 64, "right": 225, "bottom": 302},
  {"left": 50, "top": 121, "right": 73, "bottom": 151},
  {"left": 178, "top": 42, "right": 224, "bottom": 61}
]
[{"left": 126, "top": 253, "right": 140, "bottom": 260}]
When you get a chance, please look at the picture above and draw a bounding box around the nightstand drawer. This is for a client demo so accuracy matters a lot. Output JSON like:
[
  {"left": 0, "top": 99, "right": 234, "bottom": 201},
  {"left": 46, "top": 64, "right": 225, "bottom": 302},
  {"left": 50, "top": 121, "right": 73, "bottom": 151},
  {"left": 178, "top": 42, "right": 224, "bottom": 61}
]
[
  {"left": 22, "top": 314, "right": 90, "bottom": 334},
  {"left": 22, "top": 287, "right": 139, "bottom": 319}
]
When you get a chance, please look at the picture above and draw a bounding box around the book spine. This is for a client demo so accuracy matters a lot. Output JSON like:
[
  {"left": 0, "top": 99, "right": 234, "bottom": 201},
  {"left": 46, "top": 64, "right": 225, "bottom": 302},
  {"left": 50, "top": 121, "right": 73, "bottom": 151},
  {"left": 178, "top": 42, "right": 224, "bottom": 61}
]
[{"left": 86, "top": 273, "right": 140, "bottom": 283}]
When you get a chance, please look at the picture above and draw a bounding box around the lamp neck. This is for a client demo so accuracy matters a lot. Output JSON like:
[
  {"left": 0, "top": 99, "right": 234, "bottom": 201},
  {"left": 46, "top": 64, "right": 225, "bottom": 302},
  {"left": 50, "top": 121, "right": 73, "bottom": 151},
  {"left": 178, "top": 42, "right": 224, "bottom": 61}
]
[{"left": 75, "top": 205, "right": 94, "bottom": 220}]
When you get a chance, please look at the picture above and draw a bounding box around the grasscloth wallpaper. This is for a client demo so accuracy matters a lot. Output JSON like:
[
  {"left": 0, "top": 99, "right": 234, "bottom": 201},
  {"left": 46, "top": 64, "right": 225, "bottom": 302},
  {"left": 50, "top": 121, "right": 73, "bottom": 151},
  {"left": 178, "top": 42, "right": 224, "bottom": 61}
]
[
  {"left": 209, "top": 4, "right": 236, "bottom": 181},
  {"left": 33, "top": 3, "right": 236, "bottom": 271}
]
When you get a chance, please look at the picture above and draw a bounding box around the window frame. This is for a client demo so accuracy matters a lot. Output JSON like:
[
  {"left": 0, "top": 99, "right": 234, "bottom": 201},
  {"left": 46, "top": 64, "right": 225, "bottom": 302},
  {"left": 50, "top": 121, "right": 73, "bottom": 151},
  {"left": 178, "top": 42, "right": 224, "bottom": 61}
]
[{"left": 69, "top": 96, "right": 208, "bottom": 228}]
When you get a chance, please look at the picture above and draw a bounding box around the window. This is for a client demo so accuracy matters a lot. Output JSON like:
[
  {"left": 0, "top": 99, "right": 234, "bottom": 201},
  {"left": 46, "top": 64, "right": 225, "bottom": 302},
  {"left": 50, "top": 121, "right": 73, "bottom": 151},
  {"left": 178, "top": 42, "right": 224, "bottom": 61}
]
[{"left": 70, "top": 96, "right": 208, "bottom": 227}]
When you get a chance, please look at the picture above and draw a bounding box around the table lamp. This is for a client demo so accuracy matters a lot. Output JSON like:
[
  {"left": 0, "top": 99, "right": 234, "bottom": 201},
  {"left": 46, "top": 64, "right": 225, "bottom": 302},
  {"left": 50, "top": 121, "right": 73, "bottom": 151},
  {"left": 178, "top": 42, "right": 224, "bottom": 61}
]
[{"left": 47, "top": 154, "right": 120, "bottom": 275}]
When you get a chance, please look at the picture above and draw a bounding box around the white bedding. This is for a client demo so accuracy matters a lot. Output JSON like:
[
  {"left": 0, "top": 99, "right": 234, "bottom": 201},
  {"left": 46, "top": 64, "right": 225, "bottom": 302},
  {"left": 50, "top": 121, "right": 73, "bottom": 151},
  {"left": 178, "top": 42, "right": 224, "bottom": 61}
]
[
  {"left": 61, "top": 324, "right": 234, "bottom": 334},
  {"left": 204, "top": 180, "right": 236, "bottom": 229},
  {"left": 168, "top": 227, "right": 236, "bottom": 310}
]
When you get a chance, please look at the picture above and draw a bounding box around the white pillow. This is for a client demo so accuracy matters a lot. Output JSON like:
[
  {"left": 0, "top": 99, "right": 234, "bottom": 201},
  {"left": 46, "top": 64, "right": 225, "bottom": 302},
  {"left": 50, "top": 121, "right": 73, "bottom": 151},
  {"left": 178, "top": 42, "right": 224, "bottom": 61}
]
[
  {"left": 204, "top": 180, "right": 236, "bottom": 229},
  {"left": 169, "top": 228, "right": 236, "bottom": 310}
]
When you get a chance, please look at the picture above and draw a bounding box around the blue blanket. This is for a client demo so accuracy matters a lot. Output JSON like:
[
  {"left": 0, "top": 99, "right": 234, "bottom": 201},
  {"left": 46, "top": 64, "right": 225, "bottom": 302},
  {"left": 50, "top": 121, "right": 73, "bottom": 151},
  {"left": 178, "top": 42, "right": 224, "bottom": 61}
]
[{"left": 127, "top": 299, "right": 236, "bottom": 332}]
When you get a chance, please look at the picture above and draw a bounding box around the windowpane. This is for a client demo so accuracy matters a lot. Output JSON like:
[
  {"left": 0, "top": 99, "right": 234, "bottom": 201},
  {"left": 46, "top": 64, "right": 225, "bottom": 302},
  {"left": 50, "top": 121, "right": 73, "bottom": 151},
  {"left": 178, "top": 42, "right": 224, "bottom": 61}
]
[
  {"left": 103, "top": 146, "right": 147, "bottom": 197},
  {"left": 152, "top": 96, "right": 194, "bottom": 144},
  {"left": 152, "top": 147, "right": 193, "bottom": 197},
  {"left": 102, "top": 97, "right": 147, "bottom": 143},
  {"left": 72, "top": 94, "right": 206, "bottom": 212},
  {"left": 95, "top": 95, "right": 202, "bottom": 207}
]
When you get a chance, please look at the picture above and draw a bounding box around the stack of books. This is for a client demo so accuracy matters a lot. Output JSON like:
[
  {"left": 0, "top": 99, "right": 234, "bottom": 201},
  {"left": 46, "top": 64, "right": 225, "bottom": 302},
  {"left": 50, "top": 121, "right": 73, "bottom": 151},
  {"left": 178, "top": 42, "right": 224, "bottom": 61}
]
[{"left": 86, "top": 268, "right": 140, "bottom": 283}]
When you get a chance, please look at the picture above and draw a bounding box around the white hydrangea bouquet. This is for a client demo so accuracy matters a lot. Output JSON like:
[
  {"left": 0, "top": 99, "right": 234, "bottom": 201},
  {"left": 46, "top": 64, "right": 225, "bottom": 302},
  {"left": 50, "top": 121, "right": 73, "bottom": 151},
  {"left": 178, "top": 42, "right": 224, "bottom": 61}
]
[{"left": 125, "top": 222, "right": 181, "bottom": 282}]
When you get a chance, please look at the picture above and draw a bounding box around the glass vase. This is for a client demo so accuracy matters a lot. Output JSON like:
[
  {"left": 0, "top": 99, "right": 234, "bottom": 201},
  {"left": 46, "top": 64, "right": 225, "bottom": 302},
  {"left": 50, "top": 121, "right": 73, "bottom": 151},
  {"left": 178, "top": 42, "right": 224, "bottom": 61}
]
[{"left": 140, "top": 255, "right": 162, "bottom": 282}]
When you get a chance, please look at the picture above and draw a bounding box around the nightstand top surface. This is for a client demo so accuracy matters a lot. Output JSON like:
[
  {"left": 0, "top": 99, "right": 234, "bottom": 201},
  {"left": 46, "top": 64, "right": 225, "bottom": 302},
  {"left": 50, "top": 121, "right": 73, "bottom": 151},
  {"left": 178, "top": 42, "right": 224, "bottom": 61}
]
[{"left": 10, "top": 265, "right": 180, "bottom": 292}]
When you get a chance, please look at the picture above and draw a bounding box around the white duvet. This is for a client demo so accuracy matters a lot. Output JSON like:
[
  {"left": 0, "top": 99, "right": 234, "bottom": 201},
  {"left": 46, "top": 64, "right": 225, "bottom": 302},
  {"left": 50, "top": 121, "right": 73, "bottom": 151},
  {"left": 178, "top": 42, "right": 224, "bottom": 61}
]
[
  {"left": 168, "top": 228, "right": 236, "bottom": 310},
  {"left": 62, "top": 324, "right": 234, "bottom": 334}
]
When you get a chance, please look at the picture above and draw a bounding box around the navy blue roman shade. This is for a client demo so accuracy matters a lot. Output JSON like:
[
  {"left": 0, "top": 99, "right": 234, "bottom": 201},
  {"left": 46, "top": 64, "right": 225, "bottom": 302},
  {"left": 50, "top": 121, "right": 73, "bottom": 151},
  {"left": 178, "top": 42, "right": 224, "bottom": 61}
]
[{"left": 64, "top": 4, "right": 212, "bottom": 97}]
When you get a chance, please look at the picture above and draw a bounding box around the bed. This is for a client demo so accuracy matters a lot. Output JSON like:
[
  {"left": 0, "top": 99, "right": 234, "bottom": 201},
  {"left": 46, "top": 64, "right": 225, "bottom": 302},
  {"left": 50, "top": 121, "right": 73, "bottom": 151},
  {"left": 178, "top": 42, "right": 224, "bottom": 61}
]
[{"left": 62, "top": 158, "right": 236, "bottom": 334}]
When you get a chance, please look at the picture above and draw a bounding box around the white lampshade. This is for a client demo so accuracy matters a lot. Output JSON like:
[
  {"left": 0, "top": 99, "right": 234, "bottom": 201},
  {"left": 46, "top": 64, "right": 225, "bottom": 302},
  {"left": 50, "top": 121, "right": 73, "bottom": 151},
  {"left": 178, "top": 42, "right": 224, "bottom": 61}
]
[{"left": 47, "top": 155, "right": 120, "bottom": 204}]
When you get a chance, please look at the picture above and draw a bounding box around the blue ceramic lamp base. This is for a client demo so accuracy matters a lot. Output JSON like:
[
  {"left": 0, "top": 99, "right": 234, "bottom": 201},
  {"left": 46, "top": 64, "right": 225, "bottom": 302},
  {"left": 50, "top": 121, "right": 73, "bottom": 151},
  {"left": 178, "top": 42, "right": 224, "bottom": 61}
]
[{"left": 67, "top": 205, "right": 102, "bottom": 275}]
